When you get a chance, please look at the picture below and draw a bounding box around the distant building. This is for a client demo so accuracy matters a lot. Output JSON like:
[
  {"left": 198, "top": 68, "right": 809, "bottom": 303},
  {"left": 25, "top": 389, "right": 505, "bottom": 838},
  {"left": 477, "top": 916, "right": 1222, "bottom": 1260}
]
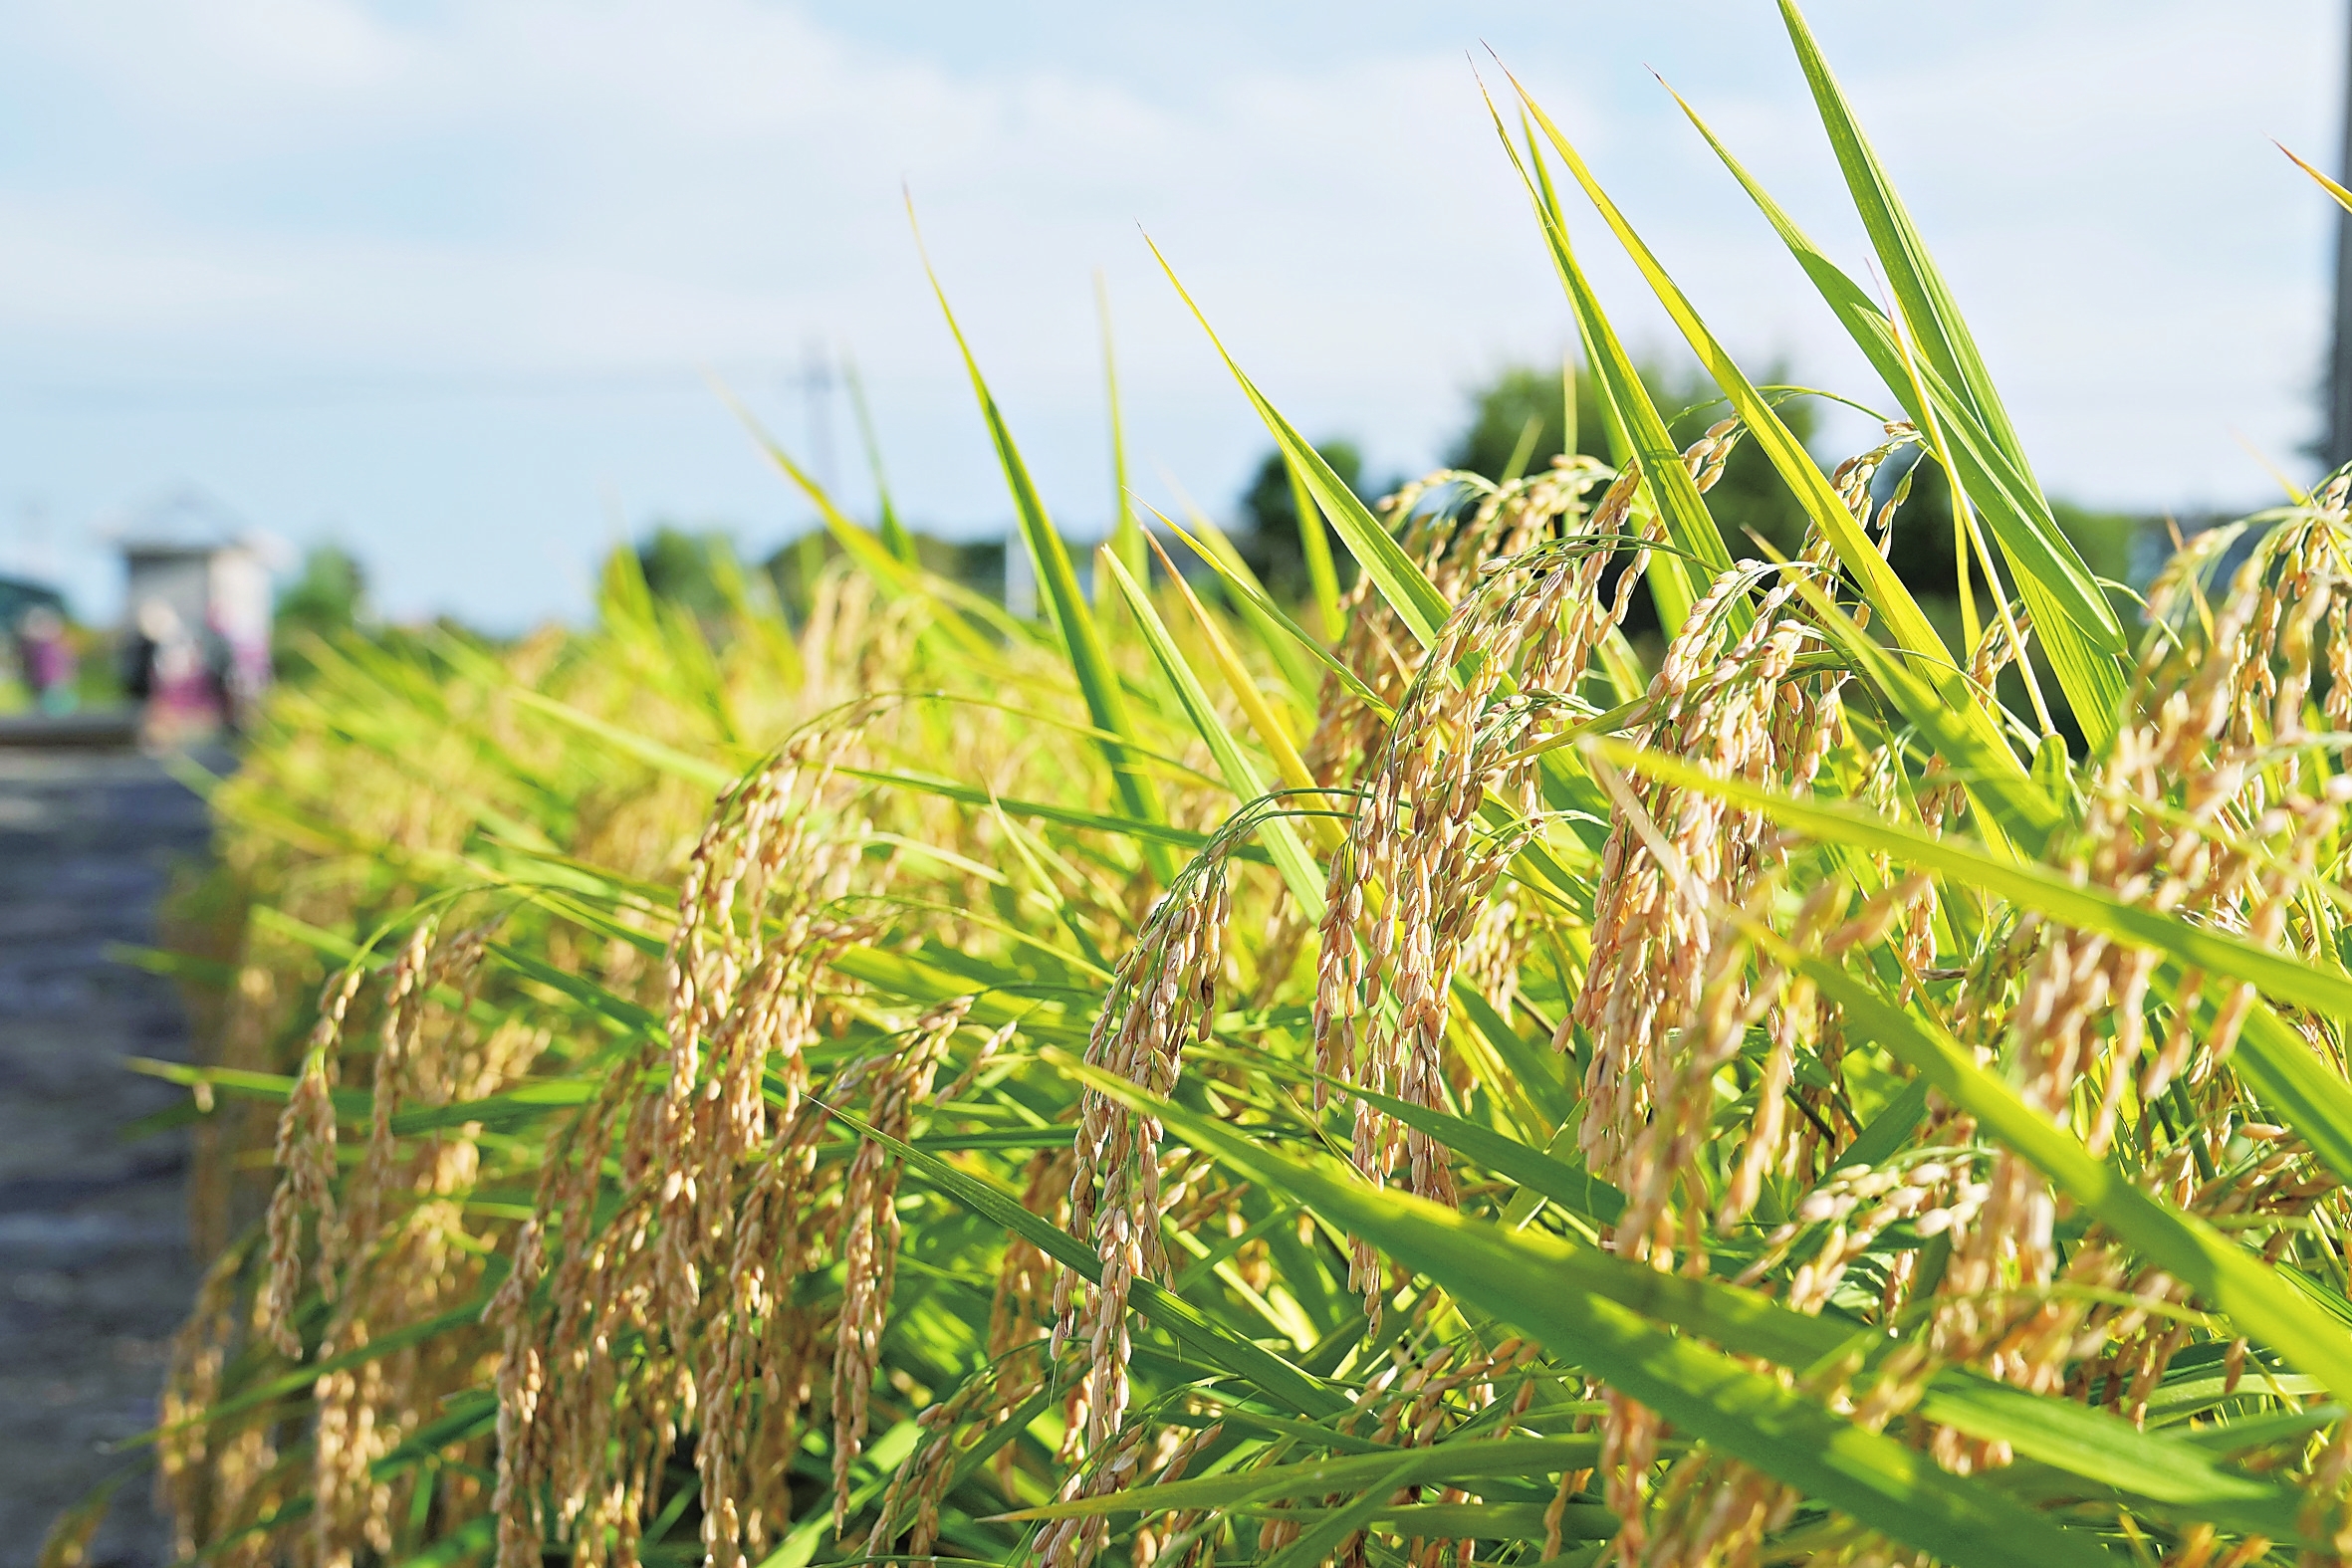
[{"left": 115, "top": 490, "right": 275, "bottom": 728}]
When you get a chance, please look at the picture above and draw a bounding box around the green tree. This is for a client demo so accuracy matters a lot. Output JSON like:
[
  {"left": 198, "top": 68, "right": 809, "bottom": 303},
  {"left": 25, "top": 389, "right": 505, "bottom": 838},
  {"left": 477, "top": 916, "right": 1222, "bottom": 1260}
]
[
  {"left": 1449, "top": 359, "right": 1822, "bottom": 560},
  {"left": 274, "top": 543, "right": 368, "bottom": 666},
  {"left": 760, "top": 529, "right": 1009, "bottom": 622},
  {"left": 636, "top": 524, "right": 740, "bottom": 624},
  {"left": 1236, "top": 439, "right": 1363, "bottom": 601},
  {"left": 1447, "top": 363, "right": 1586, "bottom": 482},
  {"left": 1447, "top": 361, "right": 2147, "bottom": 619}
]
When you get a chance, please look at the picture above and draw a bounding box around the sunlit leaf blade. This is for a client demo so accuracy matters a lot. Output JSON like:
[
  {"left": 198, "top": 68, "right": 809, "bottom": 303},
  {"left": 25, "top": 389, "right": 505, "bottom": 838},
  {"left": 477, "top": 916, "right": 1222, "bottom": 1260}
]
[
  {"left": 1056, "top": 1057, "right": 1848, "bottom": 1367},
  {"left": 842, "top": 353, "right": 917, "bottom": 565},
  {"left": 1062, "top": 1059, "right": 2117, "bottom": 1568},
  {"left": 1500, "top": 410, "right": 1545, "bottom": 484},
  {"left": 1158, "top": 511, "right": 1389, "bottom": 715},
  {"left": 1827, "top": 1074, "right": 1933, "bottom": 1180},
  {"left": 1001, "top": 1438, "right": 1604, "bottom": 1520},
  {"left": 506, "top": 689, "right": 738, "bottom": 789},
  {"left": 1509, "top": 72, "right": 2031, "bottom": 781},
  {"left": 826, "top": 945, "right": 1083, "bottom": 1041},
  {"left": 1370, "top": 1499, "right": 1606, "bottom": 1543},
  {"left": 1482, "top": 96, "right": 1718, "bottom": 629},
  {"left": 832, "top": 1106, "right": 1345, "bottom": 1418},
  {"left": 715, "top": 383, "right": 1001, "bottom": 658},
  {"left": 1099, "top": 549, "right": 1327, "bottom": 913},
  {"left": 1334, "top": 1076, "right": 1621, "bottom": 1225},
  {"left": 1600, "top": 739, "right": 2352, "bottom": 1023},
  {"left": 1257, "top": 1458, "right": 1420, "bottom": 1568},
  {"left": 140, "top": 1295, "right": 498, "bottom": 1439},
  {"left": 1451, "top": 979, "right": 1576, "bottom": 1130},
  {"left": 915, "top": 225, "right": 1172, "bottom": 871},
  {"left": 1148, "top": 238, "right": 1452, "bottom": 649},
  {"left": 1597, "top": 737, "right": 2352, "bottom": 1187},
  {"left": 838, "top": 766, "right": 1224, "bottom": 852},
  {"left": 1755, "top": 515, "right": 2048, "bottom": 860},
  {"left": 1154, "top": 498, "right": 1319, "bottom": 700},
  {"left": 2212, "top": 1003, "right": 2352, "bottom": 1199},
  {"left": 1095, "top": 270, "right": 1148, "bottom": 601},
  {"left": 1775, "top": 0, "right": 2020, "bottom": 465},
  {"left": 2282, "top": 140, "right": 2352, "bottom": 216},
  {"left": 1917, "top": 1375, "right": 2311, "bottom": 1540},
  {"left": 1797, "top": 958, "right": 2352, "bottom": 1403},
  {"left": 1661, "top": 74, "right": 2128, "bottom": 749},
  {"left": 1281, "top": 451, "right": 1346, "bottom": 642},
  {"left": 1141, "top": 536, "right": 1344, "bottom": 852}
]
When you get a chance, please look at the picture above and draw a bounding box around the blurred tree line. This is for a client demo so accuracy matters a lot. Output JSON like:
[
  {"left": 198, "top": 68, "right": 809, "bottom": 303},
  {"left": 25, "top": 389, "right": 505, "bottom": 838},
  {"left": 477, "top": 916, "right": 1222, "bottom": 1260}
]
[
  {"left": 271, "top": 544, "right": 370, "bottom": 673},
  {"left": 1247, "top": 360, "right": 2137, "bottom": 623},
  {"left": 271, "top": 356, "right": 2148, "bottom": 687}
]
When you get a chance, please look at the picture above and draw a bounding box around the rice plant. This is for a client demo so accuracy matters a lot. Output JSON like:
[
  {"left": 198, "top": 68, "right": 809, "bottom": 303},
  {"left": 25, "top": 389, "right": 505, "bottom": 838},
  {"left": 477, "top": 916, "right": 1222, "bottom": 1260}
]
[{"left": 80, "top": 7, "right": 2352, "bottom": 1567}]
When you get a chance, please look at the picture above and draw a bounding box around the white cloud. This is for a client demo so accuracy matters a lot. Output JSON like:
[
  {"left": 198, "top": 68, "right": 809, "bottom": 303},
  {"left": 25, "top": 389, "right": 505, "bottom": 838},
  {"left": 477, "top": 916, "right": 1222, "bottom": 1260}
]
[{"left": 0, "top": 0, "right": 2339, "bottom": 622}]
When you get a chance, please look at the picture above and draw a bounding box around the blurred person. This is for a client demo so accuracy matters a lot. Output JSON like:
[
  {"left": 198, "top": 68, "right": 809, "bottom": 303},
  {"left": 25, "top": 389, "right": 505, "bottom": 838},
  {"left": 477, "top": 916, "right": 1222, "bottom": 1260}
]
[
  {"left": 121, "top": 598, "right": 160, "bottom": 702},
  {"left": 199, "top": 615, "right": 257, "bottom": 737},
  {"left": 15, "top": 605, "right": 79, "bottom": 715},
  {"left": 124, "top": 597, "right": 217, "bottom": 741},
  {"left": 201, "top": 620, "right": 229, "bottom": 728}
]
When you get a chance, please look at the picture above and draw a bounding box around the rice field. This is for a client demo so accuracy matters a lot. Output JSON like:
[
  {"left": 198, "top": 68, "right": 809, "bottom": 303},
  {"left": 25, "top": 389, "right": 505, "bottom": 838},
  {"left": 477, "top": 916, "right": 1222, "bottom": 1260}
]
[{"left": 65, "top": 9, "right": 2352, "bottom": 1568}]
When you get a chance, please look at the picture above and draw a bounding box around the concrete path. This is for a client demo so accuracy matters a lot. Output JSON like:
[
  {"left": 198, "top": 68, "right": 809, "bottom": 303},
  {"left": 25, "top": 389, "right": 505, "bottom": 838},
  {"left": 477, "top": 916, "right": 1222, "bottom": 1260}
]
[{"left": 0, "top": 748, "right": 209, "bottom": 1567}]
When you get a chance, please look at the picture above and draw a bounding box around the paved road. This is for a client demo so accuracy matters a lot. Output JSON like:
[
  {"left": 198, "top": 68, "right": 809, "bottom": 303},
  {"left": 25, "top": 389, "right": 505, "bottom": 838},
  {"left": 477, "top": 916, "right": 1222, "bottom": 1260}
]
[{"left": 0, "top": 748, "right": 209, "bottom": 1567}]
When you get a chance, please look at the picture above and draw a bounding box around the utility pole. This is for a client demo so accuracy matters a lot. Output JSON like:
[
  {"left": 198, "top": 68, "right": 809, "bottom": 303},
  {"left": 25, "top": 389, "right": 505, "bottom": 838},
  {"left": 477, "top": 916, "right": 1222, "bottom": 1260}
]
[
  {"left": 2328, "top": 0, "right": 2352, "bottom": 471},
  {"left": 795, "top": 340, "right": 838, "bottom": 496}
]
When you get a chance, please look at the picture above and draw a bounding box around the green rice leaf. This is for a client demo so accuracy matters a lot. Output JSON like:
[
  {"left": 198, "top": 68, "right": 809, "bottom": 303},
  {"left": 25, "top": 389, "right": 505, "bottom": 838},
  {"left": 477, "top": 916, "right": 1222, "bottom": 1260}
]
[
  {"left": 388, "top": 1080, "right": 598, "bottom": 1137},
  {"left": 1061, "top": 1057, "right": 2116, "bottom": 1568},
  {"left": 830, "top": 1106, "right": 1345, "bottom": 1419},
  {"left": 1766, "top": 563, "right": 2051, "bottom": 857},
  {"left": 1157, "top": 512, "right": 1389, "bottom": 714},
  {"left": 2215, "top": 1002, "right": 2352, "bottom": 1197},
  {"left": 1595, "top": 741, "right": 2352, "bottom": 1048},
  {"left": 1281, "top": 450, "right": 1345, "bottom": 642},
  {"left": 841, "top": 354, "right": 916, "bottom": 566},
  {"left": 1825, "top": 1074, "right": 1934, "bottom": 1180},
  {"left": 1258, "top": 1457, "right": 1422, "bottom": 1568},
  {"left": 1057, "top": 1056, "right": 1847, "bottom": 1370},
  {"left": 1100, "top": 550, "right": 1326, "bottom": 916},
  {"left": 1483, "top": 97, "right": 1718, "bottom": 630},
  {"left": 1372, "top": 1500, "right": 1611, "bottom": 1541},
  {"left": 1917, "top": 1374, "right": 2310, "bottom": 1541},
  {"left": 1148, "top": 239, "right": 1452, "bottom": 650},
  {"left": 1662, "top": 73, "right": 2127, "bottom": 749},
  {"left": 1152, "top": 503, "right": 1321, "bottom": 703},
  {"left": 1332, "top": 1077, "right": 1622, "bottom": 1227},
  {"left": 1798, "top": 958, "right": 2352, "bottom": 1401},
  {"left": 1095, "top": 271, "right": 1149, "bottom": 601},
  {"left": 917, "top": 228, "right": 1172, "bottom": 868},
  {"left": 488, "top": 943, "right": 664, "bottom": 1040},
  {"left": 1774, "top": 1, "right": 2018, "bottom": 478},
  {"left": 1450, "top": 979, "right": 1576, "bottom": 1129},
  {"left": 1613, "top": 733, "right": 2352, "bottom": 1189},
  {"left": 1510, "top": 73, "right": 2029, "bottom": 783},
  {"left": 1001, "top": 1437, "right": 1603, "bottom": 1520},
  {"left": 717, "top": 382, "right": 998, "bottom": 658},
  {"left": 838, "top": 766, "right": 1221, "bottom": 851},
  {"left": 826, "top": 945, "right": 1083, "bottom": 1040}
]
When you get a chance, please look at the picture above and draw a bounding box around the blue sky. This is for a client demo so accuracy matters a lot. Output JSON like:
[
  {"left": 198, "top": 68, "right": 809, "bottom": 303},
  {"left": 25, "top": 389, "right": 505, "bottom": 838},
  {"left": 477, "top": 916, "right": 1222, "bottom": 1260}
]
[{"left": 0, "top": 1, "right": 2339, "bottom": 626}]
